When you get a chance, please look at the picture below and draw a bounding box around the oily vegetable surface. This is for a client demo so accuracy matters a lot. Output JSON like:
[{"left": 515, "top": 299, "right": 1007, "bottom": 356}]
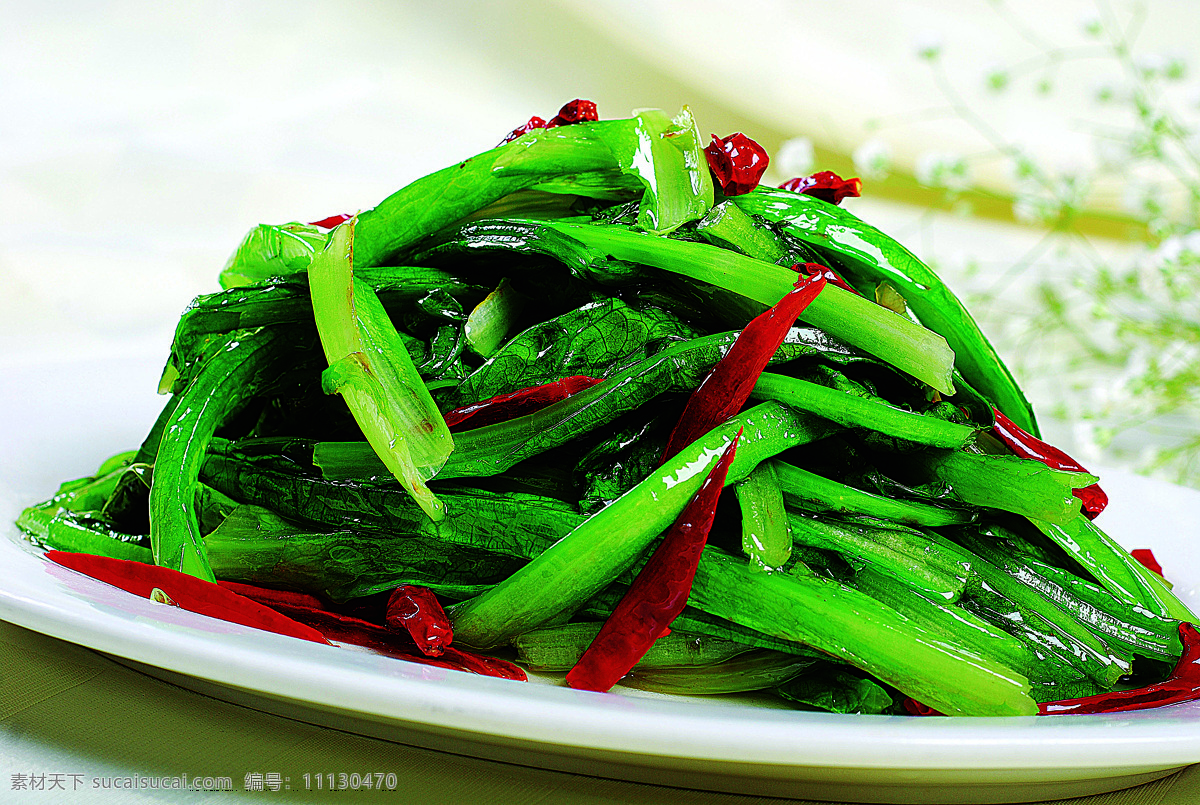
[{"left": 17, "top": 104, "right": 1198, "bottom": 718}]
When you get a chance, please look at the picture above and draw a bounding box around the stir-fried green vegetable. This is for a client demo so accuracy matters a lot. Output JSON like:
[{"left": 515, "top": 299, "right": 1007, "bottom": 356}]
[{"left": 17, "top": 102, "right": 1198, "bottom": 718}]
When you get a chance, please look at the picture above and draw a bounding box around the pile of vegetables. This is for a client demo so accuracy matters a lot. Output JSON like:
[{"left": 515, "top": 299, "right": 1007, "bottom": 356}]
[{"left": 18, "top": 100, "right": 1199, "bottom": 718}]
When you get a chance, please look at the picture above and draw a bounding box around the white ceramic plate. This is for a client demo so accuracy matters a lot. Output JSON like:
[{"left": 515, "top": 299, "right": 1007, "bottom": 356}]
[{"left": 1, "top": 353, "right": 1199, "bottom": 805}]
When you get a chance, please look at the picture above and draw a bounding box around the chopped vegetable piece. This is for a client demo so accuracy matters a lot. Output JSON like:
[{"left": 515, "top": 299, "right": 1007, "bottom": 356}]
[
  {"left": 386, "top": 584, "right": 453, "bottom": 657},
  {"left": 735, "top": 461, "right": 792, "bottom": 572},
  {"left": 778, "top": 171, "right": 862, "bottom": 205},
  {"left": 567, "top": 431, "right": 740, "bottom": 692},
  {"left": 500, "top": 115, "right": 547, "bottom": 145},
  {"left": 547, "top": 98, "right": 599, "bottom": 127},
  {"left": 992, "top": 408, "right": 1108, "bottom": 519},
  {"left": 662, "top": 272, "right": 826, "bottom": 461},
  {"left": 1132, "top": 549, "right": 1165, "bottom": 577},
  {"left": 704, "top": 133, "right": 769, "bottom": 196},
  {"left": 442, "top": 376, "right": 605, "bottom": 430},
  {"left": 309, "top": 219, "right": 453, "bottom": 521},
  {"left": 1041, "top": 623, "right": 1200, "bottom": 714},
  {"left": 47, "top": 552, "right": 329, "bottom": 644},
  {"left": 310, "top": 213, "right": 353, "bottom": 229}
]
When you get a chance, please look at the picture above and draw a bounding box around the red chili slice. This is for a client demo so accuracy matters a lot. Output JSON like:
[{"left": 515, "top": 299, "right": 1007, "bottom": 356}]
[
  {"left": 1131, "top": 549, "right": 1165, "bottom": 577},
  {"left": 793, "top": 261, "right": 860, "bottom": 296},
  {"left": 47, "top": 552, "right": 329, "bottom": 644},
  {"left": 281, "top": 605, "right": 526, "bottom": 681},
  {"left": 217, "top": 580, "right": 326, "bottom": 610},
  {"left": 991, "top": 408, "right": 1108, "bottom": 518},
  {"left": 661, "top": 270, "right": 827, "bottom": 463},
  {"left": 499, "top": 116, "right": 548, "bottom": 146},
  {"left": 386, "top": 584, "right": 453, "bottom": 657},
  {"left": 499, "top": 99, "right": 600, "bottom": 146},
  {"left": 443, "top": 376, "right": 605, "bottom": 431},
  {"left": 704, "top": 133, "right": 770, "bottom": 196},
  {"left": 220, "top": 579, "right": 525, "bottom": 680},
  {"left": 566, "top": 431, "right": 741, "bottom": 692},
  {"left": 779, "top": 171, "right": 862, "bottom": 205},
  {"left": 1040, "top": 622, "right": 1200, "bottom": 714},
  {"left": 309, "top": 214, "right": 353, "bottom": 230}
]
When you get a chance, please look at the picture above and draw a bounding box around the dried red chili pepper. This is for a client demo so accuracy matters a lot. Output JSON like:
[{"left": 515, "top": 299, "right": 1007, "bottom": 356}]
[
  {"left": 386, "top": 584, "right": 453, "bottom": 657},
  {"left": 779, "top": 171, "right": 862, "bottom": 205},
  {"left": 547, "top": 99, "right": 599, "bottom": 127},
  {"left": 991, "top": 408, "right": 1108, "bottom": 518},
  {"left": 46, "top": 551, "right": 329, "bottom": 644},
  {"left": 309, "top": 214, "right": 353, "bottom": 230},
  {"left": 901, "top": 698, "right": 943, "bottom": 716},
  {"left": 217, "top": 580, "right": 326, "bottom": 610},
  {"left": 499, "top": 99, "right": 600, "bottom": 146},
  {"left": 1040, "top": 622, "right": 1200, "bottom": 714},
  {"left": 1131, "top": 549, "right": 1165, "bottom": 577},
  {"left": 443, "top": 375, "right": 605, "bottom": 431},
  {"left": 499, "top": 115, "right": 548, "bottom": 146},
  {"left": 704, "top": 133, "right": 770, "bottom": 196},
  {"left": 566, "top": 432, "right": 741, "bottom": 692},
  {"left": 792, "top": 261, "right": 860, "bottom": 296},
  {"left": 661, "top": 270, "right": 827, "bottom": 462},
  {"left": 282, "top": 605, "right": 526, "bottom": 681},
  {"left": 216, "top": 579, "right": 524, "bottom": 680}
]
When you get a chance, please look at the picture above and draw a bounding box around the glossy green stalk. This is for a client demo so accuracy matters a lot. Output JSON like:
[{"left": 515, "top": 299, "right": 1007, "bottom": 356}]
[
  {"left": 732, "top": 187, "right": 1038, "bottom": 435},
  {"left": 963, "top": 558, "right": 1128, "bottom": 687},
  {"left": 735, "top": 461, "right": 792, "bottom": 572},
  {"left": 958, "top": 532, "right": 1183, "bottom": 663},
  {"left": 464, "top": 278, "right": 521, "bottom": 358},
  {"left": 202, "top": 503, "right": 565, "bottom": 602},
  {"left": 354, "top": 109, "right": 711, "bottom": 268},
  {"left": 511, "top": 622, "right": 753, "bottom": 671},
  {"left": 695, "top": 200, "right": 791, "bottom": 263},
  {"left": 317, "top": 331, "right": 837, "bottom": 482},
  {"left": 198, "top": 451, "right": 582, "bottom": 591},
  {"left": 539, "top": 220, "right": 957, "bottom": 395},
  {"left": 219, "top": 222, "right": 328, "bottom": 289},
  {"left": 150, "top": 328, "right": 291, "bottom": 581},
  {"left": 17, "top": 506, "right": 153, "bottom": 563},
  {"left": 752, "top": 372, "right": 977, "bottom": 449},
  {"left": 916, "top": 451, "right": 1095, "bottom": 524},
  {"left": 1028, "top": 514, "right": 1196, "bottom": 621},
  {"left": 688, "top": 549, "right": 1038, "bottom": 717},
  {"left": 852, "top": 568, "right": 1071, "bottom": 686},
  {"left": 449, "top": 402, "right": 825, "bottom": 648},
  {"left": 309, "top": 220, "right": 453, "bottom": 521},
  {"left": 786, "top": 514, "right": 966, "bottom": 601},
  {"left": 774, "top": 461, "right": 974, "bottom": 527},
  {"left": 622, "top": 650, "right": 814, "bottom": 695}
]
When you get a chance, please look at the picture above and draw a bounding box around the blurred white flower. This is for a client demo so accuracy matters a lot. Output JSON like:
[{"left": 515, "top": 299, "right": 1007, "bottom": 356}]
[
  {"left": 775, "top": 136, "right": 814, "bottom": 178},
  {"left": 1079, "top": 12, "right": 1103, "bottom": 38},
  {"left": 1092, "top": 137, "right": 1129, "bottom": 170},
  {"left": 915, "top": 150, "right": 968, "bottom": 190},
  {"left": 1163, "top": 53, "right": 1187, "bottom": 81},
  {"left": 984, "top": 63, "right": 1010, "bottom": 92},
  {"left": 915, "top": 31, "right": 943, "bottom": 61},
  {"left": 852, "top": 138, "right": 893, "bottom": 179}
]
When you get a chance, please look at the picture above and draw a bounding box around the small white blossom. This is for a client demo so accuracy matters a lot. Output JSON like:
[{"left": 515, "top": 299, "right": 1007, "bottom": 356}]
[
  {"left": 915, "top": 151, "right": 968, "bottom": 190},
  {"left": 775, "top": 136, "right": 814, "bottom": 178},
  {"left": 915, "top": 31, "right": 943, "bottom": 61},
  {"left": 852, "top": 138, "right": 893, "bottom": 179}
]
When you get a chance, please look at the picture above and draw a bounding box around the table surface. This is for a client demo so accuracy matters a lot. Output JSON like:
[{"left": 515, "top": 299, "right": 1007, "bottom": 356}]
[{"left": 0, "top": 619, "right": 1194, "bottom": 805}]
